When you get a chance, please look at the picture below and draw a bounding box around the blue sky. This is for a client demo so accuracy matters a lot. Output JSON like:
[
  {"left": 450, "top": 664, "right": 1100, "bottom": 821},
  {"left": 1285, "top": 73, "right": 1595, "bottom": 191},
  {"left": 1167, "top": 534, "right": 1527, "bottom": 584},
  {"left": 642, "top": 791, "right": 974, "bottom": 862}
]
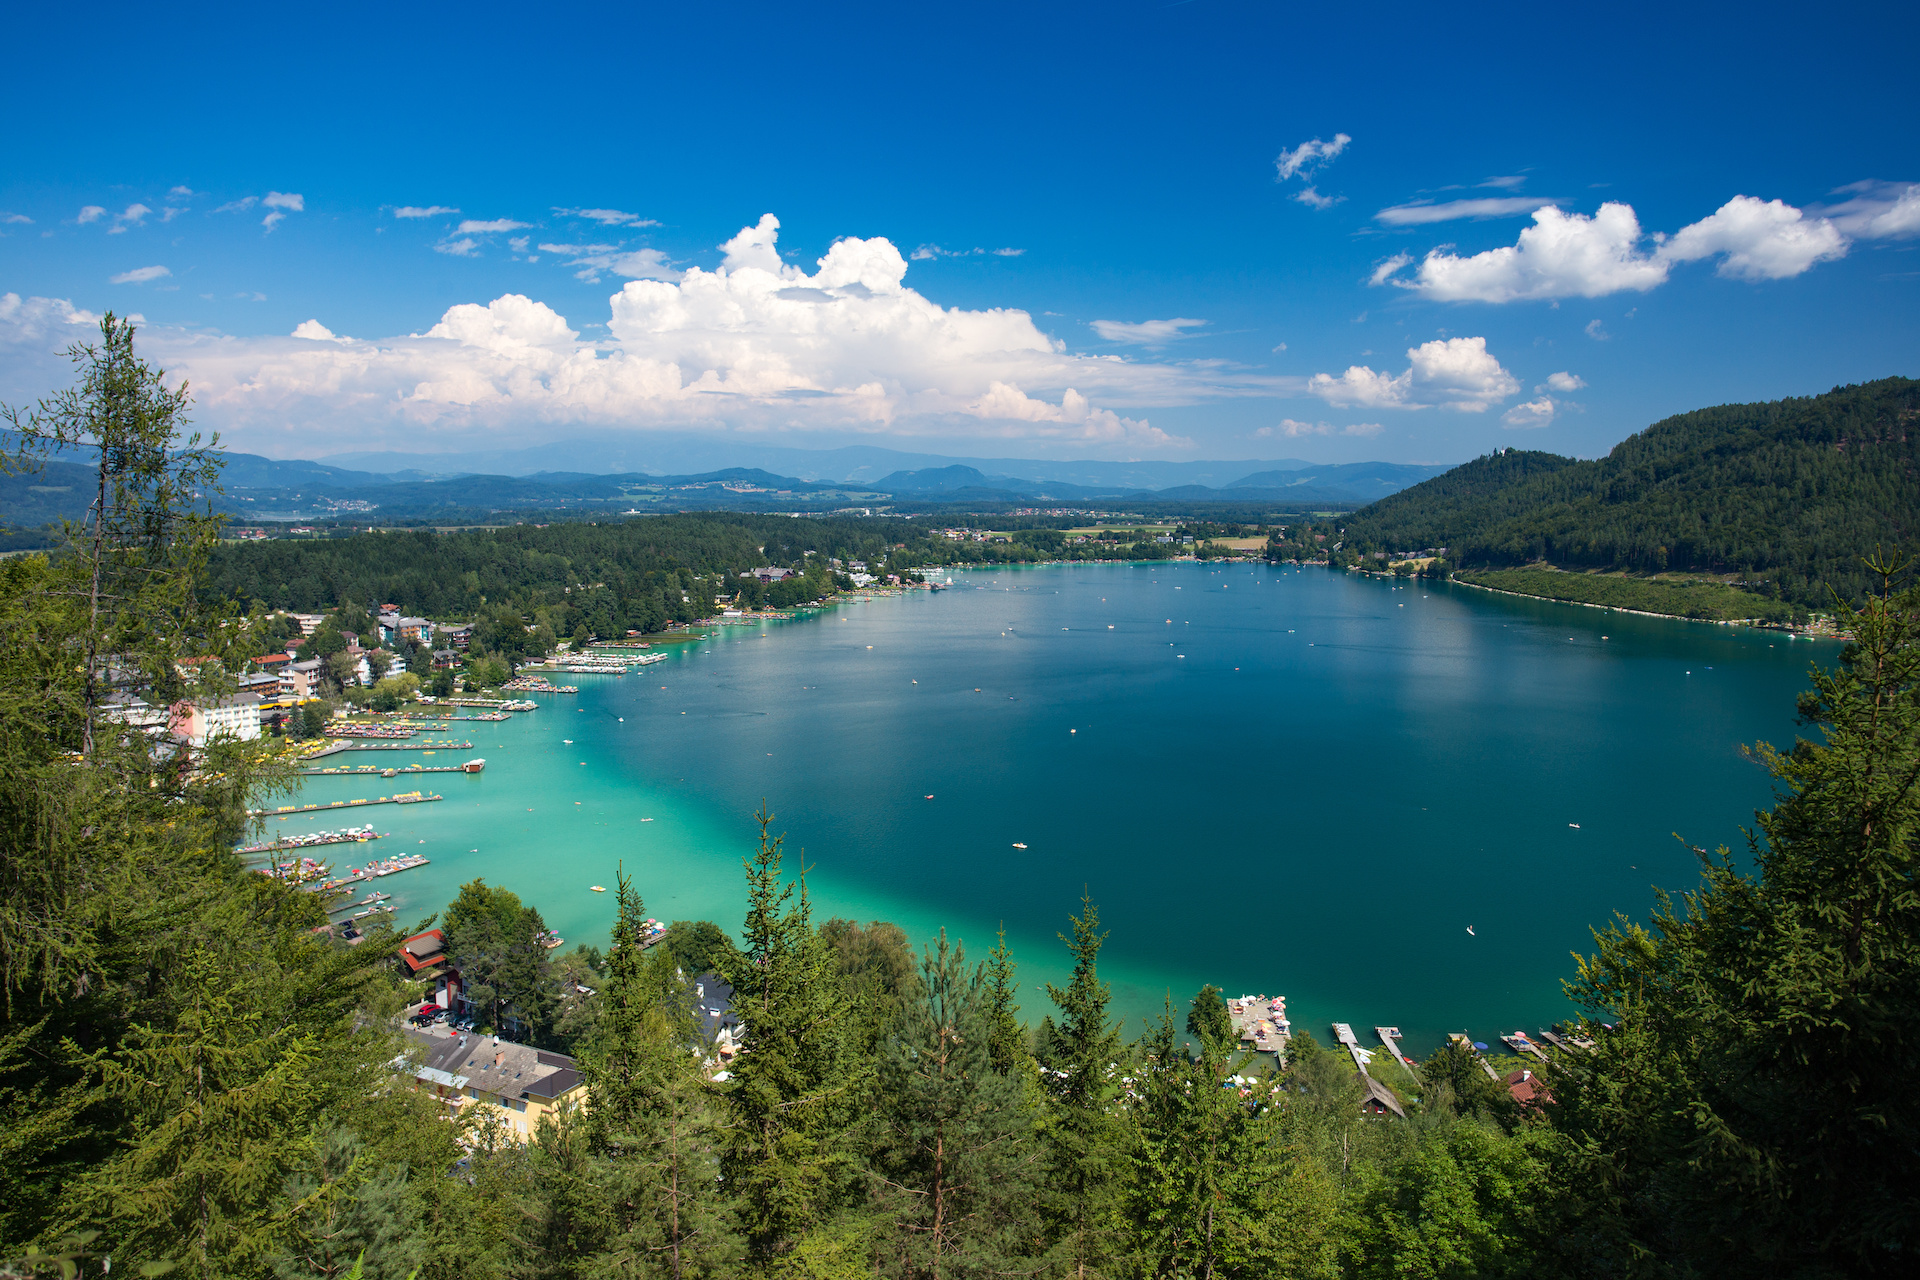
[{"left": 3, "top": 0, "right": 1916, "bottom": 466}]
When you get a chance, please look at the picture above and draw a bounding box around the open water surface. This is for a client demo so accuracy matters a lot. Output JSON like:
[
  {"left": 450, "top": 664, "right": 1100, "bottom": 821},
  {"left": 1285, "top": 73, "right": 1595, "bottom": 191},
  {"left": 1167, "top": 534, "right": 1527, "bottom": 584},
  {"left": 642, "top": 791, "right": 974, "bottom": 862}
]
[{"left": 271, "top": 562, "right": 1835, "bottom": 1055}]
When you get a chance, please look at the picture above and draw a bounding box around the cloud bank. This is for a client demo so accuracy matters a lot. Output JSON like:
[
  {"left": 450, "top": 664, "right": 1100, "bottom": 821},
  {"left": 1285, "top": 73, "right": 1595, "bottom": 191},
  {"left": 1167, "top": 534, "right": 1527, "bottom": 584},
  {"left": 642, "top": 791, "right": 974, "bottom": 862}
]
[{"left": 4, "top": 218, "right": 1291, "bottom": 453}]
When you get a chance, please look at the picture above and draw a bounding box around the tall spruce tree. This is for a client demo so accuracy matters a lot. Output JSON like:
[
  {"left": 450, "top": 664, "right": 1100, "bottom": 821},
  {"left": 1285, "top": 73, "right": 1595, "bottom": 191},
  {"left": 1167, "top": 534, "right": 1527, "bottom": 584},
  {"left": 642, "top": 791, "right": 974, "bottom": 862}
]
[
  {"left": 983, "top": 925, "right": 1024, "bottom": 1077},
  {"left": 866, "top": 931, "right": 1038, "bottom": 1277},
  {"left": 576, "top": 869, "right": 729, "bottom": 1278},
  {"left": 1038, "top": 894, "right": 1124, "bottom": 1278},
  {"left": 1123, "top": 1002, "right": 1339, "bottom": 1279},
  {"left": 1555, "top": 563, "right": 1920, "bottom": 1274},
  {"left": 718, "top": 809, "right": 867, "bottom": 1265}
]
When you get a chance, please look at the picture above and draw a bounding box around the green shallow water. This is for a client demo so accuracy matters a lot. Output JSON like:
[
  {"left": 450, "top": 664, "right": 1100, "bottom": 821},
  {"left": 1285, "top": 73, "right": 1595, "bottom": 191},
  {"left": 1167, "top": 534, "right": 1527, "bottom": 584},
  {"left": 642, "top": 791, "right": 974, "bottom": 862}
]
[{"left": 271, "top": 562, "right": 1834, "bottom": 1056}]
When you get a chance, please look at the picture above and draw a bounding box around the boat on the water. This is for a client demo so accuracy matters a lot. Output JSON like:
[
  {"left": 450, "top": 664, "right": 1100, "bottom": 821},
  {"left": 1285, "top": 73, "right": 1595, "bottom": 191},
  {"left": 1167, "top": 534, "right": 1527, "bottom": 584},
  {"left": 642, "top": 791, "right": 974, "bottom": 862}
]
[{"left": 462, "top": 758, "right": 486, "bottom": 773}]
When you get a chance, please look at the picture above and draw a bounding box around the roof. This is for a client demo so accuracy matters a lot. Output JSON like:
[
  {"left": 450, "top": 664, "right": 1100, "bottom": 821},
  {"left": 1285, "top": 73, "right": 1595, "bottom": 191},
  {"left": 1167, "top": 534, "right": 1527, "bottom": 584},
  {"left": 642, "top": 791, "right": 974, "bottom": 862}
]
[
  {"left": 397, "top": 929, "right": 447, "bottom": 972},
  {"left": 1503, "top": 1068, "right": 1555, "bottom": 1108},
  {"left": 693, "top": 972, "right": 741, "bottom": 1041},
  {"left": 399, "top": 1026, "right": 583, "bottom": 1103}
]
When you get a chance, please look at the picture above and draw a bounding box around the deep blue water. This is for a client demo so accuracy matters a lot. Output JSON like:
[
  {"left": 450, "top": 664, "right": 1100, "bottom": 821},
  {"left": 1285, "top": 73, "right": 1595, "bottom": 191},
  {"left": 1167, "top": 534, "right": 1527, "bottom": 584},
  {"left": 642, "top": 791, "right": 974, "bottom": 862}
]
[{"left": 274, "top": 562, "right": 1832, "bottom": 1056}]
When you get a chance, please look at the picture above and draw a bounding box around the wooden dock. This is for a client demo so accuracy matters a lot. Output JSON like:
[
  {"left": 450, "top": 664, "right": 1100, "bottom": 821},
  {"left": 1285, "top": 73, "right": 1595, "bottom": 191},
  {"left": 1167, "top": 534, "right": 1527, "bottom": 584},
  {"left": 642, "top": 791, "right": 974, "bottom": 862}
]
[
  {"left": 307, "top": 740, "right": 474, "bottom": 759},
  {"left": 300, "top": 764, "right": 474, "bottom": 777},
  {"left": 250, "top": 793, "right": 444, "bottom": 819}
]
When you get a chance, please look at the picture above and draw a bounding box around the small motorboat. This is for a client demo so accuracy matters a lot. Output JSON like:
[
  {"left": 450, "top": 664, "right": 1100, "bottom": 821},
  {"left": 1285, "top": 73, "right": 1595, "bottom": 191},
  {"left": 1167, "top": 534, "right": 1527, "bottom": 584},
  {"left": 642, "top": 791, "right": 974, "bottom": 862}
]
[
  {"left": 1465, "top": 925, "right": 1476, "bottom": 936},
  {"left": 590, "top": 885, "right": 606, "bottom": 893},
  {"left": 1011, "top": 842, "right": 1028, "bottom": 849}
]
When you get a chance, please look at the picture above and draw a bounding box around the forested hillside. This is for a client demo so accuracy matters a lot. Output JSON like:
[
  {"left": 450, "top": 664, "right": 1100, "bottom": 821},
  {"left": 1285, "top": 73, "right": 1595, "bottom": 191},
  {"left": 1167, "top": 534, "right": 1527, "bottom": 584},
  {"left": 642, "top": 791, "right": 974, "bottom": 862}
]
[{"left": 1339, "top": 377, "right": 1919, "bottom": 606}]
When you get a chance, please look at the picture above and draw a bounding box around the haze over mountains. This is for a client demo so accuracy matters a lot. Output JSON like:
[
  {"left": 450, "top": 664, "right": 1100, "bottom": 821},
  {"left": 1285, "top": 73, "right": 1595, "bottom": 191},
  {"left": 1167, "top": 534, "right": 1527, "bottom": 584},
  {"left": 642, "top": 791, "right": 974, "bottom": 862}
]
[{"left": 0, "top": 432, "right": 1453, "bottom": 535}]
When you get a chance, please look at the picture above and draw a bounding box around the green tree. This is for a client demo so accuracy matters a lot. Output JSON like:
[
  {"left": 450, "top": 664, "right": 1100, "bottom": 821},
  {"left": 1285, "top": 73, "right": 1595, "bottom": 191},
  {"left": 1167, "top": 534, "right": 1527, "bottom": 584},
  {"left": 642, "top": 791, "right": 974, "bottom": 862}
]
[
  {"left": 1184, "top": 985, "right": 1231, "bottom": 1050},
  {"left": 1553, "top": 564, "right": 1920, "bottom": 1274},
  {"left": 866, "top": 931, "right": 1038, "bottom": 1277},
  {"left": 1122, "top": 1004, "right": 1339, "bottom": 1279},
  {"left": 983, "top": 925, "right": 1024, "bottom": 1077},
  {"left": 718, "top": 809, "right": 866, "bottom": 1264},
  {"left": 1038, "top": 893, "right": 1124, "bottom": 1277}
]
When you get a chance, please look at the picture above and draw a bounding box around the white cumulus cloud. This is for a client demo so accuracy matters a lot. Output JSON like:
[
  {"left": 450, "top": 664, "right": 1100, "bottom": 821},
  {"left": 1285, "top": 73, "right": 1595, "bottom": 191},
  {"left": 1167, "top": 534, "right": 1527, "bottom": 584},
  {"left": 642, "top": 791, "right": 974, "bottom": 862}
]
[
  {"left": 1309, "top": 336, "right": 1519, "bottom": 412},
  {"left": 1502, "top": 397, "right": 1557, "bottom": 428},
  {"left": 1385, "top": 195, "right": 1859, "bottom": 301},
  {"left": 395, "top": 205, "right": 459, "bottom": 219},
  {"left": 77, "top": 205, "right": 107, "bottom": 224},
  {"left": 2, "top": 216, "right": 1292, "bottom": 454},
  {"left": 1545, "top": 371, "right": 1585, "bottom": 391},
  {"left": 291, "top": 320, "right": 350, "bottom": 342},
  {"left": 1090, "top": 317, "right": 1206, "bottom": 345},
  {"left": 1655, "top": 195, "right": 1846, "bottom": 280},
  {"left": 110, "top": 265, "right": 171, "bottom": 285},
  {"left": 435, "top": 238, "right": 481, "bottom": 257},
  {"left": 1390, "top": 203, "right": 1669, "bottom": 302}
]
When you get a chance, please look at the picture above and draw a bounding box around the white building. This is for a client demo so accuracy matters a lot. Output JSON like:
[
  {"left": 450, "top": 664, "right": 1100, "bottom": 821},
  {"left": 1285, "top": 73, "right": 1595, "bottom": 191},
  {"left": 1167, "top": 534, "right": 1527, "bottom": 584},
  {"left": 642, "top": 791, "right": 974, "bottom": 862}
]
[{"left": 170, "top": 694, "right": 264, "bottom": 746}]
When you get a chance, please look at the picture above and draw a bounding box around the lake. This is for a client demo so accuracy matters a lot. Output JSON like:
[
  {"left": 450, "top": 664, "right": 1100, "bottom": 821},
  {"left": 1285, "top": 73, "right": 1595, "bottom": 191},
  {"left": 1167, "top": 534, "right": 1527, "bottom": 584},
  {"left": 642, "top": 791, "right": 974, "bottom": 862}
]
[{"left": 271, "top": 561, "right": 1832, "bottom": 1056}]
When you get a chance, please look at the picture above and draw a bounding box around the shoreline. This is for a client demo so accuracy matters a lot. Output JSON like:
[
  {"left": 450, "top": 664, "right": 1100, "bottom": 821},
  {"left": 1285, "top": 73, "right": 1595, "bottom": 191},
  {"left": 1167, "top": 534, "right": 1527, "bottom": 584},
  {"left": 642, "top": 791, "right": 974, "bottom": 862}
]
[{"left": 1446, "top": 575, "right": 1841, "bottom": 639}]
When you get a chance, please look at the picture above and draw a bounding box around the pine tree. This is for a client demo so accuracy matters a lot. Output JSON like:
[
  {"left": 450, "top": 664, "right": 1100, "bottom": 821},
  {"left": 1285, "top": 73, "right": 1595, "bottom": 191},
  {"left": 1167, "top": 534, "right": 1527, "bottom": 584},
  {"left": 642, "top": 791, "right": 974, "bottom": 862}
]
[
  {"left": 1038, "top": 893, "right": 1124, "bottom": 1278},
  {"left": 718, "top": 808, "right": 867, "bottom": 1265},
  {"left": 983, "top": 925, "right": 1024, "bottom": 1077},
  {"left": 1122, "top": 1003, "right": 1339, "bottom": 1279},
  {"left": 1556, "top": 563, "right": 1920, "bottom": 1273},
  {"left": 867, "top": 931, "right": 1038, "bottom": 1277},
  {"left": 577, "top": 868, "right": 730, "bottom": 1278}
]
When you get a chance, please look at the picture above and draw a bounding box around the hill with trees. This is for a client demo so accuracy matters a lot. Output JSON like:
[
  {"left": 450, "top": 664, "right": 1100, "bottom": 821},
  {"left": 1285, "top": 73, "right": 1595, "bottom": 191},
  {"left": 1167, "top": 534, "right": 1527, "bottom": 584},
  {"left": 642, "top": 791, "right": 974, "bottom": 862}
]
[{"left": 1333, "top": 377, "right": 1919, "bottom": 608}]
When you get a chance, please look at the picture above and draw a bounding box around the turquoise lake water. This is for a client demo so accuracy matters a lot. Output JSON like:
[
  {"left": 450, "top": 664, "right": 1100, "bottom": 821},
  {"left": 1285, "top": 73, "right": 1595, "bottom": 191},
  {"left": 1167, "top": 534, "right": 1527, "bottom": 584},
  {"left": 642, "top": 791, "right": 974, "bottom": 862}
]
[{"left": 270, "top": 562, "right": 1835, "bottom": 1056}]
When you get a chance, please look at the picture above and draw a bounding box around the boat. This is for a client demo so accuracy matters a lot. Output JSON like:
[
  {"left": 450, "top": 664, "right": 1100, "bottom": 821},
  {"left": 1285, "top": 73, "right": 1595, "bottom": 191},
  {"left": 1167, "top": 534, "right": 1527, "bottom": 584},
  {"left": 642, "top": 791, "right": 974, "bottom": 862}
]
[
  {"left": 1011, "top": 842, "right": 1028, "bottom": 849},
  {"left": 590, "top": 885, "right": 606, "bottom": 893},
  {"left": 381, "top": 768, "right": 397, "bottom": 777},
  {"left": 461, "top": 758, "right": 486, "bottom": 774}
]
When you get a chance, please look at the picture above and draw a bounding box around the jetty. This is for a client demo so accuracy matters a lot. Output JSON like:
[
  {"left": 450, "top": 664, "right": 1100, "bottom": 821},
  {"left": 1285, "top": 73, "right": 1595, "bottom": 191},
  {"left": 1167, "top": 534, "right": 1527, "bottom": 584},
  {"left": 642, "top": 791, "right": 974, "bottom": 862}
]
[
  {"left": 1501, "top": 1031, "right": 1549, "bottom": 1061},
  {"left": 307, "top": 853, "right": 430, "bottom": 892},
  {"left": 249, "top": 792, "right": 444, "bottom": 819},
  {"left": 299, "top": 761, "right": 482, "bottom": 778},
  {"left": 1375, "top": 1026, "right": 1413, "bottom": 1068},
  {"left": 1226, "top": 993, "right": 1291, "bottom": 1057},
  {"left": 307, "top": 740, "right": 474, "bottom": 759},
  {"left": 327, "top": 891, "right": 391, "bottom": 916}
]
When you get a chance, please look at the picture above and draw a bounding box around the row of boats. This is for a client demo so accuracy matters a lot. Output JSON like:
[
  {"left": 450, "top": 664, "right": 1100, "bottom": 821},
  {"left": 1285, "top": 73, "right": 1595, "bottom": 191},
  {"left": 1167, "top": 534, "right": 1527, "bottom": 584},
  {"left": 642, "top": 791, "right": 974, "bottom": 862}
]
[{"left": 240, "top": 824, "right": 383, "bottom": 855}]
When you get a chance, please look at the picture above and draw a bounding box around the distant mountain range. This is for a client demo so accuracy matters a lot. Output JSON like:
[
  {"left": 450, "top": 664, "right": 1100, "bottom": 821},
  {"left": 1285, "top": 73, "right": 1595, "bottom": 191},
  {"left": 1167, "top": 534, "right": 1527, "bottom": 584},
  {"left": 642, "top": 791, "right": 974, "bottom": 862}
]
[
  {"left": 1, "top": 434, "right": 1453, "bottom": 533},
  {"left": 310, "top": 435, "right": 1452, "bottom": 496}
]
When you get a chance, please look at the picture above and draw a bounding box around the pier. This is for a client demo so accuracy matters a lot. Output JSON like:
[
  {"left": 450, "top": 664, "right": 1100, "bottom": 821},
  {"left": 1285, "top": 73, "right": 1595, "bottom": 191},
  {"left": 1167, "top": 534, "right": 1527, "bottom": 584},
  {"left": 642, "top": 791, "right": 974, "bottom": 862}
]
[
  {"left": 1374, "top": 1026, "right": 1414, "bottom": 1069},
  {"left": 250, "top": 792, "right": 444, "bottom": 819},
  {"left": 307, "top": 740, "right": 474, "bottom": 759},
  {"left": 1226, "top": 993, "right": 1291, "bottom": 1057},
  {"left": 300, "top": 763, "right": 477, "bottom": 777}
]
